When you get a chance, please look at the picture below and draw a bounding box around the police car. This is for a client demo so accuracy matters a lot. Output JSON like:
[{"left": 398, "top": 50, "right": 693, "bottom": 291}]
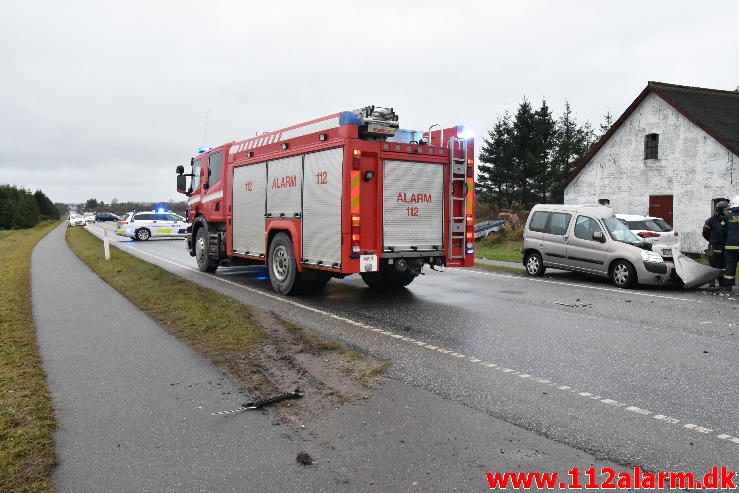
[{"left": 116, "top": 211, "right": 188, "bottom": 241}]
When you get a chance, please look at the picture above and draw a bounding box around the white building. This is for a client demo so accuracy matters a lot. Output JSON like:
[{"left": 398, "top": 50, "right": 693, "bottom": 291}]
[{"left": 563, "top": 82, "right": 738, "bottom": 253}]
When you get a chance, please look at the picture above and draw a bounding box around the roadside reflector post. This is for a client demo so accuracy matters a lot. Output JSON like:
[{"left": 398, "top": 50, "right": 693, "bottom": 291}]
[{"left": 103, "top": 229, "right": 110, "bottom": 260}]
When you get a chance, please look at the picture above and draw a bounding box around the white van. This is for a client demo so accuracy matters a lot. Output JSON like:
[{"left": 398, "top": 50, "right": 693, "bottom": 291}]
[{"left": 521, "top": 204, "right": 675, "bottom": 288}]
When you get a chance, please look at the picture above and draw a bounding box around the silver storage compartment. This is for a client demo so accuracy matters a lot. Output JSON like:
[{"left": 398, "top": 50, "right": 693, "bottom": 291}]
[
  {"left": 232, "top": 162, "right": 267, "bottom": 255},
  {"left": 302, "top": 147, "right": 343, "bottom": 267},
  {"left": 383, "top": 160, "right": 444, "bottom": 251},
  {"left": 267, "top": 155, "right": 303, "bottom": 218}
]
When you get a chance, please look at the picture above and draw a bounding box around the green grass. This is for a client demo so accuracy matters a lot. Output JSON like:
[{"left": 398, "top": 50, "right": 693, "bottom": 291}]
[
  {"left": 66, "top": 227, "right": 265, "bottom": 368},
  {"left": 66, "top": 227, "right": 386, "bottom": 407},
  {"left": 474, "top": 227, "right": 524, "bottom": 263},
  {"left": 474, "top": 239, "right": 522, "bottom": 263},
  {"left": 0, "top": 221, "right": 59, "bottom": 493}
]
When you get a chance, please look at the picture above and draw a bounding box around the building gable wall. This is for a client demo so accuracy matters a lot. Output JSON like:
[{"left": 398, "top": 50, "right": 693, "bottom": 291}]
[{"left": 564, "top": 92, "right": 737, "bottom": 253}]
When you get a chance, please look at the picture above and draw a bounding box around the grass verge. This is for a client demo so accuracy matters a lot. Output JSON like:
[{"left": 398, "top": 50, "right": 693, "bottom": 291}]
[
  {"left": 66, "top": 227, "right": 264, "bottom": 371},
  {"left": 1, "top": 221, "right": 59, "bottom": 493},
  {"left": 66, "top": 227, "right": 386, "bottom": 420},
  {"left": 474, "top": 239, "right": 522, "bottom": 263},
  {"left": 473, "top": 262, "right": 524, "bottom": 275}
]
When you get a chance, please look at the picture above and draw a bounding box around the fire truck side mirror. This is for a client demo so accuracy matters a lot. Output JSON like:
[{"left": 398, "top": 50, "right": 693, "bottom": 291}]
[
  {"left": 176, "top": 175, "right": 188, "bottom": 195},
  {"left": 176, "top": 165, "right": 185, "bottom": 174}
]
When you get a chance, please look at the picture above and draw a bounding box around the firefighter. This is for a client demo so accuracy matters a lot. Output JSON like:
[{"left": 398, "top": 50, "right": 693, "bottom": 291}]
[
  {"left": 721, "top": 196, "right": 739, "bottom": 291},
  {"left": 703, "top": 200, "right": 729, "bottom": 287}
]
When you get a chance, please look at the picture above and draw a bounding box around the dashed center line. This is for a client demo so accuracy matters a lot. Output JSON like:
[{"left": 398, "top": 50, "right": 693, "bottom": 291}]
[{"left": 84, "top": 225, "right": 738, "bottom": 448}]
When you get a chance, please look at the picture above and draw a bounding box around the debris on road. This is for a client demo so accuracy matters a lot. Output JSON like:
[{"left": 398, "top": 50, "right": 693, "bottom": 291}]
[
  {"left": 673, "top": 251, "right": 723, "bottom": 289},
  {"left": 296, "top": 451, "right": 314, "bottom": 466},
  {"left": 211, "top": 388, "right": 304, "bottom": 416}
]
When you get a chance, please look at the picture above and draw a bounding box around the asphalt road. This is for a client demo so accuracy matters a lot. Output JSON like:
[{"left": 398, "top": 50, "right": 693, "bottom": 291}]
[{"left": 87, "top": 222, "right": 739, "bottom": 476}]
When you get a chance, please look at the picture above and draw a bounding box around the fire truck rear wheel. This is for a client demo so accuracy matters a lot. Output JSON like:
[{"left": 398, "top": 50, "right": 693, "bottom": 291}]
[
  {"left": 195, "top": 227, "right": 218, "bottom": 273},
  {"left": 360, "top": 270, "right": 416, "bottom": 290},
  {"left": 268, "top": 233, "right": 301, "bottom": 295}
]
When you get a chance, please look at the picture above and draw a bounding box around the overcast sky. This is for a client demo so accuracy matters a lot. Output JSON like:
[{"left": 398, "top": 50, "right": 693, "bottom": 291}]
[{"left": 2, "top": 1, "right": 738, "bottom": 203}]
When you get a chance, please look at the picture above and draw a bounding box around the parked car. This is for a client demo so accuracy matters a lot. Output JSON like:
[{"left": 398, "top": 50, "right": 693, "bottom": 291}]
[
  {"left": 116, "top": 211, "right": 188, "bottom": 241},
  {"left": 615, "top": 213, "right": 679, "bottom": 259},
  {"left": 95, "top": 212, "right": 120, "bottom": 222},
  {"left": 522, "top": 204, "right": 675, "bottom": 288},
  {"left": 615, "top": 214, "right": 678, "bottom": 243},
  {"left": 69, "top": 213, "right": 86, "bottom": 227},
  {"left": 83, "top": 212, "right": 96, "bottom": 223}
]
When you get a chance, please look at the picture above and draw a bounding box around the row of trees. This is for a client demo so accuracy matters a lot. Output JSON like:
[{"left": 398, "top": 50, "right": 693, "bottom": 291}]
[
  {"left": 81, "top": 198, "right": 187, "bottom": 217},
  {"left": 476, "top": 98, "right": 613, "bottom": 213},
  {"left": 0, "top": 185, "right": 60, "bottom": 229}
]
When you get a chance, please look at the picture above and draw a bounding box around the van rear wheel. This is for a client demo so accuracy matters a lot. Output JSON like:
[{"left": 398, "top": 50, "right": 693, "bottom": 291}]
[{"left": 524, "top": 252, "right": 546, "bottom": 277}]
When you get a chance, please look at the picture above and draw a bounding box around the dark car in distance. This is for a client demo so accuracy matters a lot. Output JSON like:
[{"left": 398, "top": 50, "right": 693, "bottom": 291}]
[{"left": 95, "top": 212, "right": 120, "bottom": 222}]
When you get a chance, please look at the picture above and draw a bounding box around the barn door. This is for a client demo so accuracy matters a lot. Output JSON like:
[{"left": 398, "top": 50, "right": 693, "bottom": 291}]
[{"left": 649, "top": 195, "right": 673, "bottom": 227}]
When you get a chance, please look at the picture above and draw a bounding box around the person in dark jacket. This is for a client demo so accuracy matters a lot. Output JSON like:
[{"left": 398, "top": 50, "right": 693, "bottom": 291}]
[
  {"left": 721, "top": 196, "right": 739, "bottom": 291},
  {"left": 703, "top": 200, "right": 729, "bottom": 287}
]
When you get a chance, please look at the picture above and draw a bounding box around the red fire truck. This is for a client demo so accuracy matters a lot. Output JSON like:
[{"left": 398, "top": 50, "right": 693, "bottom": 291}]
[{"left": 175, "top": 106, "right": 474, "bottom": 294}]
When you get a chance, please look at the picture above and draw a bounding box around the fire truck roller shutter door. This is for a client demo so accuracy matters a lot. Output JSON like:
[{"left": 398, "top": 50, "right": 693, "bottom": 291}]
[
  {"left": 267, "top": 155, "right": 303, "bottom": 218},
  {"left": 232, "top": 162, "right": 267, "bottom": 255},
  {"left": 383, "top": 161, "right": 444, "bottom": 251},
  {"left": 302, "top": 148, "right": 343, "bottom": 267}
]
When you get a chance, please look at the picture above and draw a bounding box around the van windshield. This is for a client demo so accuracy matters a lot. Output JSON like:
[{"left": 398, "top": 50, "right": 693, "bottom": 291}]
[{"left": 603, "top": 217, "right": 641, "bottom": 244}]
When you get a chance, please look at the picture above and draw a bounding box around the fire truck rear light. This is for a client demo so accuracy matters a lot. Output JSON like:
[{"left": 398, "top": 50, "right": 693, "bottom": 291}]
[
  {"left": 466, "top": 231, "right": 473, "bottom": 240},
  {"left": 467, "top": 158, "right": 473, "bottom": 165},
  {"left": 466, "top": 214, "right": 473, "bottom": 224},
  {"left": 352, "top": 246, "right": 360, "bottom": 253},
  {"left": 352, "top": 233, "right": 360, "bottom": 242},
  {"left": 466, "top": 242, "right": 473, "bottom": 248},
  {"left": 353, "top": 149, "right": 361, "bottom": 158},
  {"left": 466, "top": 248, "right": 474, "bottom": 254},
  {"left": 351, "top": 214, "right": 360, "bottom": 227}
]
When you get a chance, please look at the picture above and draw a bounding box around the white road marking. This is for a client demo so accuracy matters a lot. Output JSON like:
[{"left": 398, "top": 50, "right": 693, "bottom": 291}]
[
  {"left": 80, "top": 224, "right": 737, "bottom": 447},
  {"left": 460, "top": 268, "right": 709, "bottom": 304}
]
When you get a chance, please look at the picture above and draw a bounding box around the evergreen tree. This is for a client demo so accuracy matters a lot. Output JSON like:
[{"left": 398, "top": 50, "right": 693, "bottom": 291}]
[
  {"left": 85, "top": 198, "right": 98, "bottom": 210},
  {"left": 531, "top": 100, "right": 556, "bottom": 202},
  {"left": 599, "top": 111, "right": 614, "bottom": 136},
  {"left": 477, "top": 111, "right": 514, "bottom": 209},
  {"left": 478, "top": 98, "right": 598, "bottom": 210},
  {"left": 34, "top": 190, "right": 60, "bottom": 219},
  {"left": 13, "top": 188, "right": 40, "bottom": 228}
]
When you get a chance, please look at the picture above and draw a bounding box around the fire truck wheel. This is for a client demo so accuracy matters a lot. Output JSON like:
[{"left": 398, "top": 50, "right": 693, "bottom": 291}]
[
  {"left": 360, "top": 270, "right": 415, "bottom": 290},
  {"left": 135, "top": 228, "right": 151, "bottom": 241},
  {"left": 268, "top": 233, "right": 301, "bottom": 294},
  {"left": 195, "top": 227, "right": 218, "bottom": 273}
]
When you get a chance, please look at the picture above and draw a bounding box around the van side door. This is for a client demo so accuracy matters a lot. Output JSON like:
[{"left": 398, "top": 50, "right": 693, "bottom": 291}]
[
  {"left": 540, "top": 212, "right": 572, "bottom": 268},
  {"left": 566, "top": 215, "right": 609, "bottom": 274}
]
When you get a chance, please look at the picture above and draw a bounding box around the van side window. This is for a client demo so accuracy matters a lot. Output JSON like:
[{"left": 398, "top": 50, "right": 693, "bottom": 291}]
[
  {"left": 547, "top": 213, "right": 571, "bottom": 235},
  {"left": 529, "top": 211, "right": 549, "bottom": 232},
  {"left": 574, "top": 216, "right": 601, "bottom": 241}
]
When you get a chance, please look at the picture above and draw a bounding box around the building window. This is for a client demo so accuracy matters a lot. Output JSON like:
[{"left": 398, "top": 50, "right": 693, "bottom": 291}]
[{"left": 644, "top": 133, "right": 659, "bottom": 160}]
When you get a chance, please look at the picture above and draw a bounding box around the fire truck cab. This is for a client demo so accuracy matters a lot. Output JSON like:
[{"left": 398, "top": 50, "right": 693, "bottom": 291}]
[{"left": 176, "top": 106, "right": 474, "bottom": 295}]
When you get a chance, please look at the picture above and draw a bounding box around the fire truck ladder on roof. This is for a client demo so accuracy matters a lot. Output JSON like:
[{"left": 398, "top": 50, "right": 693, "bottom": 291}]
[{"left": 448, "top": 136, "right": 468, "bottom": 260}]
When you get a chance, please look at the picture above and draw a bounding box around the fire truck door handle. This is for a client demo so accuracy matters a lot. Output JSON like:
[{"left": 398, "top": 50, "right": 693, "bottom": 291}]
[{"left": 563, "top": 236, "right": 568, "bottom": 242}]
